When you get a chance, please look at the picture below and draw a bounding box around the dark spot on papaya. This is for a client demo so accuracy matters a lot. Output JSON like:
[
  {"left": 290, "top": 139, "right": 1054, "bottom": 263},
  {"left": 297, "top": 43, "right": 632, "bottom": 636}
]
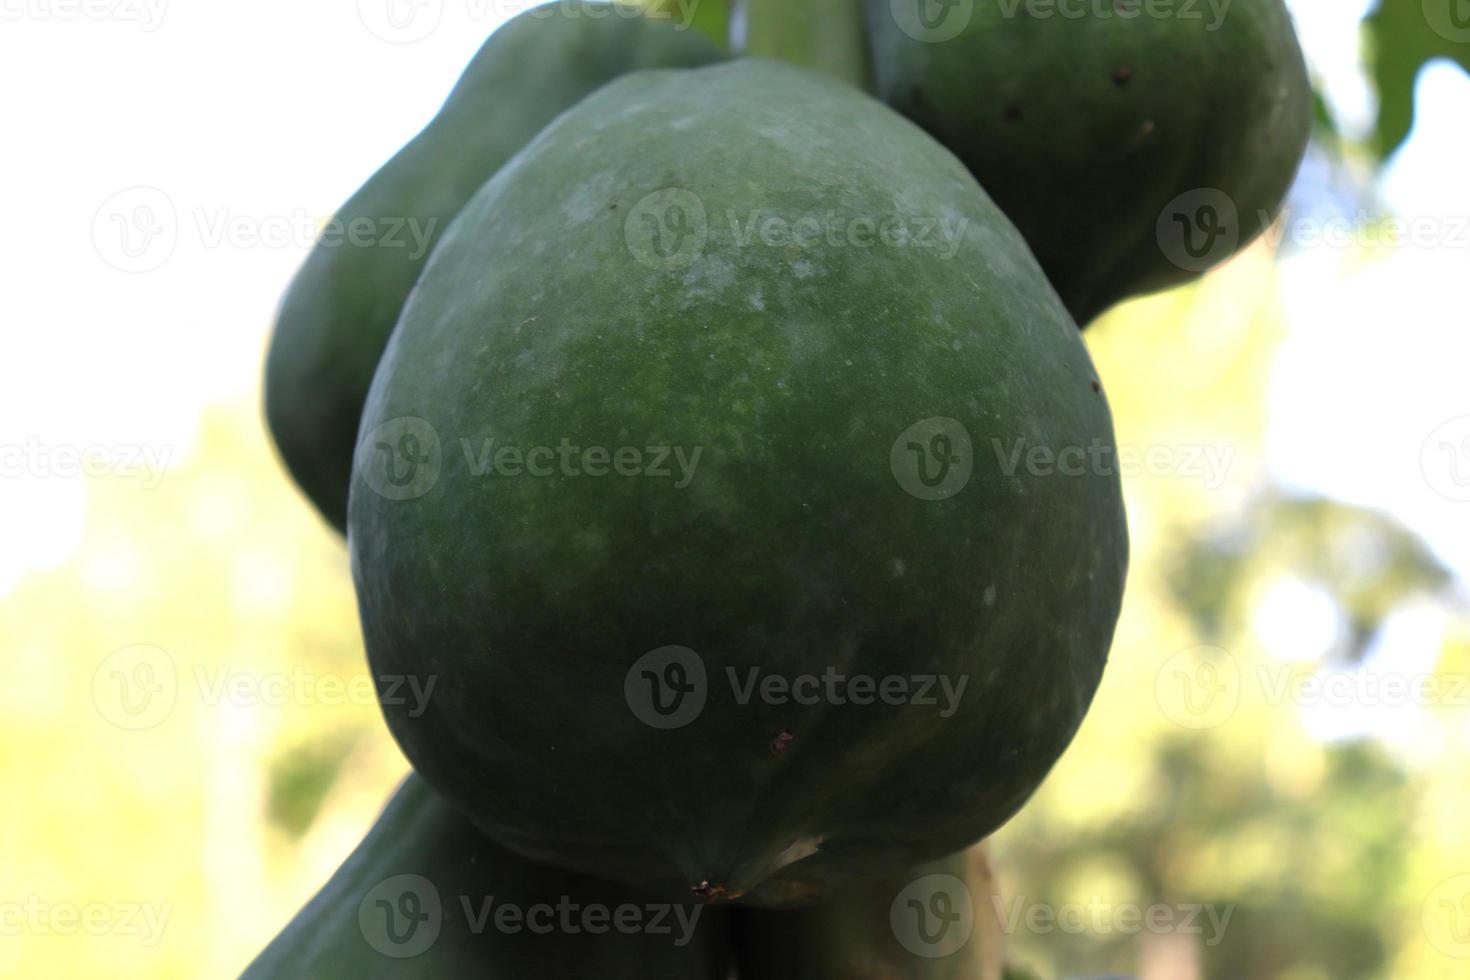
[
  {"left": 1003, "top": 104, "right": 1023, "bottom": 124},
  {"left": 770, "top": 729, "right": 795, "bottom": 755},
  {"left": 608, "top": 201, "right": 618, "bottom": 210},
  {"left": 1113, "top": 68, "right": 1133, "bottom": 87},
  {"left": 1091, "top": 380, "right": 1102, "bottom": 394}
]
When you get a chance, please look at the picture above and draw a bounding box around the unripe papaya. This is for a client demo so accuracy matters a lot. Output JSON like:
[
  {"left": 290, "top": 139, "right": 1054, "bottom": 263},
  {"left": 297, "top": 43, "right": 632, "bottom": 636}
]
[
  {"left": 240, "top": 776, "right": 735, "bottom": 978},
  {"left": 863, "top": 0, "right": 1311, "bottom": 323},
  {"left": 264, "top": 2, "right": 722, "bottom": 531},
  {"left": 735, "top": 846, "right": 1004, "bottom": 979},
  {"left": 350, "top": 58, "right": 1127, "bottom": 907}
]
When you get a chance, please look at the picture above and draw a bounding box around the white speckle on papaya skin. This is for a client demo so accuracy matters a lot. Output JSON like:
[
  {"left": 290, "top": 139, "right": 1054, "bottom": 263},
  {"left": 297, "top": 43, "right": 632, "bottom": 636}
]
[
  {"left": 561, "top": 172, "right": 618, "bottom": 224},
  {"left": 984, "top": 585, "right": 997, "bottom": 606},
  {"left": 792, "top": 260, "right": 814, "bottom": 280},
  {"left": 677, "top": 254, "right": 737, "bottom": 301}
]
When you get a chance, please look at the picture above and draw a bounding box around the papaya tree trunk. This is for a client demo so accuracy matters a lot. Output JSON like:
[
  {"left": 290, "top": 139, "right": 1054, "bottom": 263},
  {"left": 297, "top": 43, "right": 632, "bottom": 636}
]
[{"left": 733, "top": 0, "right": 871, "bottom": 89}]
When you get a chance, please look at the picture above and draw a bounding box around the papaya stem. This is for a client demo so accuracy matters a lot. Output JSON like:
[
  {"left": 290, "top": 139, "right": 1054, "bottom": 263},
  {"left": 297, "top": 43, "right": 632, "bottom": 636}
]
[{"left": 733, "top": 0, "right": 871, "bottom": 90}]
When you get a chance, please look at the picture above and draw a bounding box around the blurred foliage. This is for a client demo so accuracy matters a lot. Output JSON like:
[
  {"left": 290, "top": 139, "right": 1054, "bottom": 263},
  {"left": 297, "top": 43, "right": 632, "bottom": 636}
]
[
  {"left": 0, "top": 404, "right": 406, "bottom": 977},
  {"left": 637, "top": 0, "right": 730, "bottom": 49},
  {"left": 1170, "top": 492, "right": 1456, "bottom": 657},
  {"left": 1365, "top": 0, "right": 1470, "bottom": 157},
  {"left": 991, "top": 280, "right": 1470, "bottom": 979}
]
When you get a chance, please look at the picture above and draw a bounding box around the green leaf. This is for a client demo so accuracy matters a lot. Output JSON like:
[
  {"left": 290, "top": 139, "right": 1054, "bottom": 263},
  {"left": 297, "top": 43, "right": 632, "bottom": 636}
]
[
  {"left": 1364, "top": 0, "right": 1470, "bottom": 158},
  {"left": 635, "top": 0, "right": 730, "bottom": 50}
]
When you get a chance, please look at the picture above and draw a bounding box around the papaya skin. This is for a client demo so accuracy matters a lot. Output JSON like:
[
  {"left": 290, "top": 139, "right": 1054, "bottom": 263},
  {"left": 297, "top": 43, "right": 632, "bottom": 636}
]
[
  {"left": 239, "top": 775, "right": 735, "bottom": 979},
  {"left": 734, "top": 846, "right": 1006, "bottom": 979},
  {"left": 863, "top": 0, "right": 1312, "bottom": 323},
  {"left": 264, "top": 2, "right": 722, "bottom": 532},
  {"left": 349, "top": 58, "right": 1127, "bottom": 907}
]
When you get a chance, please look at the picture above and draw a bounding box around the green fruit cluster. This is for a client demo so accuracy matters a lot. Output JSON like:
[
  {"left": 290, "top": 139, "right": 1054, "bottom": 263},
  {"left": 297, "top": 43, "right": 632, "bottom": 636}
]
[
  {"left": 254, "top": 0, "right": 1309, "bottom": 974},
  {"left": 864, "top": 0, "right": 1311, "bottom": 324}
]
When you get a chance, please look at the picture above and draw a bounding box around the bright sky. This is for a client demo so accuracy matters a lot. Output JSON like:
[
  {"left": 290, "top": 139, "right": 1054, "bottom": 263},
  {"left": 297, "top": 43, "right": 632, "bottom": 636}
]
[{"left": 0, "top": 0, "right": 1465, "bottom": 602}]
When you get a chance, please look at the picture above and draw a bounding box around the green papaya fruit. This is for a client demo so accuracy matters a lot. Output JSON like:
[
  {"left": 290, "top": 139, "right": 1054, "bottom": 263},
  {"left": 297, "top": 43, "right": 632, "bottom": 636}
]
[
  {"left": 264, "top": 2, "right": 723, "bottom": 532},
  {"left": 240, "top": 775, "right": 735, "bottom": 978},
  {"left": 863, "top": 0, "right": 1312, "bottom": 323},
  {"left": 735, "top": 847, "right": 1003, "bottom": 979},
  {"left": 349, "top": 58, "right": 1127, "bottom": 907}
]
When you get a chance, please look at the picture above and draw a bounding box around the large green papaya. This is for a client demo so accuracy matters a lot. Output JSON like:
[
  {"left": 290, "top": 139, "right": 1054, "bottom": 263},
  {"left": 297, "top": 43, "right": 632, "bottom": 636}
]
[
  {"left": 264, "top": 2, "right": 722, "bottom": 531},
  {"left": 349, "top": 58, "right": 1127, "bottom": 907},
  {"left": 863, "top": 0, "right": 1311, "bottom": 323},
  {"left": 735, "top": 848, "right": 1003, "bottom": 979},
  {"left": 240, "top": 775, "right": 735, "bottom": 978}
]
